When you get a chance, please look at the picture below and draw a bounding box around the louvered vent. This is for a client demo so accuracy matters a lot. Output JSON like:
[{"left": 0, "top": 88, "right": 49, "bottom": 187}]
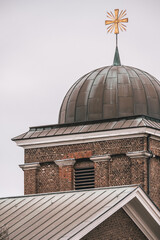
[{"left": 74, "top": 167, "right": 95, "bottom": 190}]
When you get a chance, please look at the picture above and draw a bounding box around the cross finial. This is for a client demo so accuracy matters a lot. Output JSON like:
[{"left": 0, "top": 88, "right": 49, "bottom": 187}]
[
  {"left": 105, "top": 9, "right": 128, "bottom": 66},
  {"left": 105, "top": 9, "right": 128, "bottom": 34}
]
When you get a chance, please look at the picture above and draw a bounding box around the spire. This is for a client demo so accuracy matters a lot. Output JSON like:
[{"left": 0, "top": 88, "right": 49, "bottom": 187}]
[{"left": 113, "top": 46, "right": 121, "bottom": 66}]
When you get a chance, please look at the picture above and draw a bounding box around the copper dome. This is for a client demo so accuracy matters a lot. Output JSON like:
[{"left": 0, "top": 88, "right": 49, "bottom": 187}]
[{"left": 59, "top": 65, "right": 160, "bottom": 124}]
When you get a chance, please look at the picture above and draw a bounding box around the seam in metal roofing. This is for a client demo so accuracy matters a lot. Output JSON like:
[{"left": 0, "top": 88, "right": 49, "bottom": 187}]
[
  {"left": 12, "top": 116, "right": 160, "bottom": 141},
  {"left": 0, "top": 185, "right": 159, "bottom": 240},
  {"left": 58, "top": 65, "right": 160, "bottom": 124},
  {"left": 0, "top": 186, "right": 136, "bottom": 240}
]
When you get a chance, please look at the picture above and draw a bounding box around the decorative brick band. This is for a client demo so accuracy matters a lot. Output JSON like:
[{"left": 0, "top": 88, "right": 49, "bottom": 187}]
[
  {"left": 126, "top": 151, "right": 152, "bottom": 159},
  {"left": 19, "top": 162, "right": 40, "bottom": 171},
  {"left": 54, "top": 158, "right": 76, "bottom": 167},
  {"left": 90, "top": 155, "right": 111, "bottom": 162}
]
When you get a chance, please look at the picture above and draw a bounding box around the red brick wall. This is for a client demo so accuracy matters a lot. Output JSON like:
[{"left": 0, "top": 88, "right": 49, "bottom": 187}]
[
  {"left": 59, "top": 165, "right": 74, "bottom": 191},
  {"left": 150, "top": 138, "right": 160, "bottom": 156},
  {"left": 109, "top": 155, "right": 131, "bottom": 186},
  {"left": 24, "top": 137, "right": 147, "bottom": 194},
  {"left": 131, "top": 158, "right": 148, "bottom": 192},
  {"left": 24, "top": 169, "right": 37, "bottom": 194},
  {"left": 82, "top": 208, "right": 147, "bottom": 240},
  {"left": 94, "top": 160, "right": 109, "bottom": 188},
  {"left": 25, "top": 137, "right": 146, "bottom": 163},
  {"left": 150, "top": 157, "right": 160, "bottom": 207},
  {"left": 37, "top": 162, "right": 59, "bottom": 193},
  {"left": 23, "top": 136, "right": 160, "bottom": 208}
]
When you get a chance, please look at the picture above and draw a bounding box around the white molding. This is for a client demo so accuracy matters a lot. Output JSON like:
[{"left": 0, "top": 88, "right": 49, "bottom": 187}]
[
  {"left": 54, "top": 158, "right": 76, "bottom": 167},
  {"left": 90, "top": 154, "right": 111, "bottom": 162},
  {"left": 19, "top": 162, "right": 40, "bottom": 171},
  {"left": 126, "top": 151, "right": 152, "bottom": 159},
  {"left": 123, "top": 204, "right": 156, "bottom": 240},
  {"left": 14, "top": 127, "right": 160, "bottom": 149},
  {"left": 150, "top": 135, "right": 160, "bottom": 141},
  {"left": 135, "top": 190, "right": 160, "bottom": 223},
  {"left": 123, "top": 187, "right": 160, "bottom": 240}
]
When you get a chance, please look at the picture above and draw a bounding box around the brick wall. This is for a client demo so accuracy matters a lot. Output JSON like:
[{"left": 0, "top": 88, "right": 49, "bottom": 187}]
[
  {"left": 81, "top": 208, "right": 147, "bottom": 240},
  {"left": 109, "top": 155, "right": 131, "bottom": 186},
  {"left": 23, "top": 136, "right": 160, "bottom": 208},
  {"left": 24, "top": 169, "right": 37, "bottom": 194},
  {"left": 150, "top": 157, "right": 160, "bottom": 207},
  {"left": 94, "top": 160, "right": 109, "bottom": 188},
  {"left": 59, "top": 165, "right": 74, "bottom": 191},
  {"left": 25, "top": 137, "right": 146, "bottom": 163},
  {"left": 24, "top": 137, "right": 145, "bottom": 194},
  {"left": 37, "top": 162, "right": 59, "bottom": 193},
  {"left": 150, "top": 138, "right": 160, "bottom": 156},
  {"left": 130, "top": 157, "right": 148, "bottom": 192}
]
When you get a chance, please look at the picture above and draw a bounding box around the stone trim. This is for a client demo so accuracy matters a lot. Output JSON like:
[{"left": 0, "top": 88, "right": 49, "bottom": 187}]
[
  {"left": 90, "top": 154, "right": 111, "bottom": 162},
  {"left": 126, "top": 151, "right": 152, "bottom": 159},
  {"left": 150, "top": 135, "right": 160, "bottom": 141},
  {"left": 19, "top": 162, "right": 40, "bottom": 171},
  {"left": 15, "top": 127, "right": 158, "bottom": 149},
  {"left": 54, "top": 158, "right": 76, "bottom": 167}
]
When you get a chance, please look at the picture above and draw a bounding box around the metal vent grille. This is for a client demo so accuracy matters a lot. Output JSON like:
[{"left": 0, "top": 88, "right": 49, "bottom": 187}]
[{"left": 74, "top": 167, "right": 95, "bottom": 190}]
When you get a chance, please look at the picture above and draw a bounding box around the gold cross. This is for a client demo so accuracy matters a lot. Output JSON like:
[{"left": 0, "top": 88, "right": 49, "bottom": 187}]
[{"left": 105, "top": 9, "right": 128, "bottom": 34}]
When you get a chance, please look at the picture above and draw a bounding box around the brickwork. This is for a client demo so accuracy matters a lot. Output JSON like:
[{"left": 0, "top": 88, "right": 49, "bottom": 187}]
[
  {"left": 150, "top": 138, "right": 160, "bottom": 156},
  {"left": 109, "top": 155, "right": 131, "bottom": 186},
  {"left": 24, "top": 137, "right": 147, "bottom": 194},
  {"left": 59, "top": 165, "right": 74, "bottom": 191},
  {"left": 94, "top": 161, "right": 109, "bottom": 188},
  {"left": 24, "top": 169, "right": 37, "bottom": 194},
  {"left": 150, "top": 157, "right": 160, "bottom": 207},
  {"left": 81, "top": 208, "right": 147, "bottom": 240},
  {"left": 37, "top": 162, "right": 59, "bottom": 193},
  {"left": 25, "top": 137, "right": 145, "bottom": 163},
  {"left": 23, "top": 136, "right": 160, "bottom": 208},
  {"left": 131, "top": 158, "right": 148, "bottom": 192}
]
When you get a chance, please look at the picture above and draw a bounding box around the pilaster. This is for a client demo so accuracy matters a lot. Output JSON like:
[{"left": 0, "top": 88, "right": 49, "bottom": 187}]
[
  {"left": 55, "top": 158, "right": 76, "bottom": 191},
  {"left": 19, "top": 162, "right": 40, "bottom": 194},
  {"left": 91, "top": 155, "right": 111, "bottom": 188}
]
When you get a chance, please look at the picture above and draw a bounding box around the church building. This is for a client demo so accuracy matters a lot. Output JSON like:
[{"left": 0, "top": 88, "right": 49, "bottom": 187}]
[{"left": 0, "top": 9, "right": 160, "bottom": 240}]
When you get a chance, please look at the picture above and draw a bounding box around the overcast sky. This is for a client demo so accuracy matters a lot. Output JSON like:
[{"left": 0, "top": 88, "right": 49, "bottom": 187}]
[{"left": 0, "top": 0, "right": 160, "bottom": 197}]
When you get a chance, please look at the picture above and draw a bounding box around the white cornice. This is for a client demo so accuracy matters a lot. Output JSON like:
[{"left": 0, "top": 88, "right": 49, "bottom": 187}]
[
  {"left": 150, "top": 135, "right": 160, "bottom": 142},
  {"left": 55, "top": 158, "right": 76, "bottom": 167},
  {"left": 14, "top": 127, "right": 160, "bottom": 149},
  {"left": 19, "top": 162, "right": 40, "bottom": 171},
  {"left": 126, "top": 151, "right": 152, "bottom": 159},
  {"left": 90, "top": 155, "right": 111, "bottom": 162}
]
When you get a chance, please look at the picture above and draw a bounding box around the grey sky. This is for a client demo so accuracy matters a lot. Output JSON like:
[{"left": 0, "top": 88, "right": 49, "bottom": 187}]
[{"left": 0, "top": 0, "right": 160, "bottom": 197}]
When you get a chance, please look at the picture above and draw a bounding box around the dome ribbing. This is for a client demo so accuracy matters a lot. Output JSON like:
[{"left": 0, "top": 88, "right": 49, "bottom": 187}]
[{"left": 59, "top": 65, "right": 160, "bottom": 124}]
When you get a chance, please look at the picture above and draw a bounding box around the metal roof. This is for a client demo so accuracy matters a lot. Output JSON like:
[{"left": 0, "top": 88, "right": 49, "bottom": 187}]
[
  {"left": 0, "top": 185, "right": 159, "bottom": 240},
  {"left": 12, "top": 116, "right": 160, "bottom": 141},
  {"left": 59, "top": 65, "right": 160, "bottom": 124}
]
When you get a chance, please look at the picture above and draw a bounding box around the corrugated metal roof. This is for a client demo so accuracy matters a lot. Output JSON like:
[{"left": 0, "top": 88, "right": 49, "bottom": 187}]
[
  {"left": 12, "top": 116, "right": 160, "bottom": 141},
  {"left": 0, "top": 186, "right": 138, "bottom": 240}
]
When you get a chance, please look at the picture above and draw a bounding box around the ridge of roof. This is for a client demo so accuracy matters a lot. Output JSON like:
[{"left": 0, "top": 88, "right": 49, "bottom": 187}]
[{"left": 0, "top": 184, "right": 139, "bottom": 200}]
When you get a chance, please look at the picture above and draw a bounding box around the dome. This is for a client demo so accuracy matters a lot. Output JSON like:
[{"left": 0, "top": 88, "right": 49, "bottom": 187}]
[{"left": 59, "top": 65, "right": 160, "bottom": 124}]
